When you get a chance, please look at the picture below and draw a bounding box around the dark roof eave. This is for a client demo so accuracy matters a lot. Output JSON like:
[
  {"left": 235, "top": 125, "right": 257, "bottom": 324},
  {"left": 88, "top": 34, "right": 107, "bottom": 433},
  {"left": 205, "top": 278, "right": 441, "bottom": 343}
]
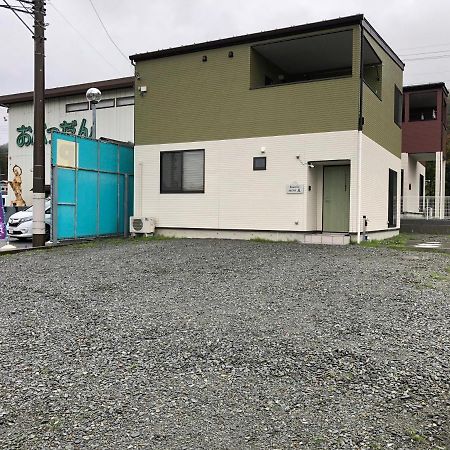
[
  {"left": 130, "top": 14, "right": 404, "bottom": 72},
  {"left": 0, "top": 76, "right": 135, "bottom": 107},
  {"left": 404, "top": 82, "right": 449, "bottom": 97},
  {"left": 361, "top": 18, "right": 404, "bottom": 70},
  {"left": 130, "top": 14, "right": 365, "bottom": 62}
]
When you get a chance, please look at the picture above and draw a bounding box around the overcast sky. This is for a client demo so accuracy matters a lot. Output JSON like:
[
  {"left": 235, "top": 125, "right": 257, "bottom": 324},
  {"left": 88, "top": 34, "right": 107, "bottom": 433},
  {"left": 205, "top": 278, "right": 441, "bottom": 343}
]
[{"left": 1, "top": 0, "right": 450, "bottom": 144}]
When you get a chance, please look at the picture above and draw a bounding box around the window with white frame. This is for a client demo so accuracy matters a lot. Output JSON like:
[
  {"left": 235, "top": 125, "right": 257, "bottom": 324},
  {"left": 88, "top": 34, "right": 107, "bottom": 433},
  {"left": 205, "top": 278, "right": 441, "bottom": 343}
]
[{"left": 160, "top": 150, "right": 205, "bottom": 193}]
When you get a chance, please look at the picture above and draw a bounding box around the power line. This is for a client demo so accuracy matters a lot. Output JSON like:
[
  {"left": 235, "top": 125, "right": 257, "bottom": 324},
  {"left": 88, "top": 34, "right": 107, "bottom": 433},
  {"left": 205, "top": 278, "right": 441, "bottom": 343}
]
[
  {"left": 398, "top": 41, "right": 450, "bottom": 53},
  {"left": 86, "top": 0, "right": 129, "bottom": 63},
  {"left": 0, "top": 3, "right": 30, "bottom": 13},
  {"left": 404, "top": 54, "right": 450, "bottom": 62},
  {"left": 18, "top": 0, "right": 31, "bottom": 12},
  {"left": 401, "top": 49, "right": 450, "bottom": 58},
  {"left": 1, "top": 0, "right": 33, "bottom": 34},
  {"left": 408, "top": 68, "right": 450, "bottom": 77},
  {"left": 48, "top": 1, "right": 122, "bottom": 73}
]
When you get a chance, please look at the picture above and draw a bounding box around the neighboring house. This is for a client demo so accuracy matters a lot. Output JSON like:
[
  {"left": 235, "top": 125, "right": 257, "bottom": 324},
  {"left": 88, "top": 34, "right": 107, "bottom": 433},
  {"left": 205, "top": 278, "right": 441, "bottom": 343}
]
[
  {"left": 130, "top": 14, "right": 404, "bottom": 242},
  {"left": 0, "top": 77, "right": 134, "bottom": 206},
  {"left": 0, "top": 143, "right": 7, "bottom": 199},
  {"left": 401, "top": 83, "right": 448, "bottom": 217}
]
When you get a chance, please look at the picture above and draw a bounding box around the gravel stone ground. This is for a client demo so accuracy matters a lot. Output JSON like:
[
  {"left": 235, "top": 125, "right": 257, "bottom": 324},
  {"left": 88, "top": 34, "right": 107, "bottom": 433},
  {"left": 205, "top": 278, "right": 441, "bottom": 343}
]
[{"left": 0, "top": 238, "right": 449, "bottom": 450}]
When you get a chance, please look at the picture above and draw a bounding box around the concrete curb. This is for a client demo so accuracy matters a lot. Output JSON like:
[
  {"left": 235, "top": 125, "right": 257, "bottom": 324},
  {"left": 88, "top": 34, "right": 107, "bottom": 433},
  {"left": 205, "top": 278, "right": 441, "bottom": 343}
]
[{"left": 0, "top": 239, "right": 95, "bottom": 256}]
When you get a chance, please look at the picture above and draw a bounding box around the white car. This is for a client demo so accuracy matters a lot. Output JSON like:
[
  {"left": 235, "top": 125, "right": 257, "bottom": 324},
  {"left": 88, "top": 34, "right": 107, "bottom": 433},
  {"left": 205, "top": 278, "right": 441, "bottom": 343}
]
[{"left": 7, "top": 200, "right": 52, "bottom": 241}]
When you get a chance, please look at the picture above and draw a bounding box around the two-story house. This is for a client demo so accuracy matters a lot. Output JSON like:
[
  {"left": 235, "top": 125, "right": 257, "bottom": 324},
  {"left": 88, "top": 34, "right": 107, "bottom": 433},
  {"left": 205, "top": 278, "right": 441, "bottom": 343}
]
[
  {"left": 130, "top": 14, "right": 404, "bottom": 243},
  {"left": 401, "top": 83, "right": 448, "bottom": 218}
]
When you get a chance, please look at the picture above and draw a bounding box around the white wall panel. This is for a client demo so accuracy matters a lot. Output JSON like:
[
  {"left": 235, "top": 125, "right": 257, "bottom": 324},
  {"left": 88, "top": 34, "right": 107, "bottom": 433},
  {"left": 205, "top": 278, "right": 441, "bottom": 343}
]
[
  {"left": 136, "top": 131, "right": 400, "bottom": 235},
  {"left": 401, "top": 153, "right": 426, "bottom": 214},
  {"left": 135, "top": 131, "right": 361, "bottom": 233},
  {"left": 361, "top": 135, "right": 401, "bottom": 231}
]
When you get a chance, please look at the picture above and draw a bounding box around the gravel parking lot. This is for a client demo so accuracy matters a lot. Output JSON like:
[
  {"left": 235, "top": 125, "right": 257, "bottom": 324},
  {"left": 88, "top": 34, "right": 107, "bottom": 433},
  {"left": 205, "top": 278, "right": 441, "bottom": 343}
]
[{"left": 0, "top": 238, "right": 449, "bottom": 450}]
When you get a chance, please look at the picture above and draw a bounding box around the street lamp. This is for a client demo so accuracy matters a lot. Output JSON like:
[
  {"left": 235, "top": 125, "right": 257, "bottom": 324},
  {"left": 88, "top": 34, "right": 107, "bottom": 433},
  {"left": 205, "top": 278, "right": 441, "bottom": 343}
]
[{"left": 86, "top": 88, "right": 102, "bottom": 139}]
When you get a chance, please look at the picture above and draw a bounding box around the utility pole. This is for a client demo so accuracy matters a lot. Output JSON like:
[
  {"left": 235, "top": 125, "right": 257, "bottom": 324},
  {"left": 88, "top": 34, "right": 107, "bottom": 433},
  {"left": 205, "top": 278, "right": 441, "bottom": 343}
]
[{"left": 32, "top": 0, "right": 46, "bottom": 247}]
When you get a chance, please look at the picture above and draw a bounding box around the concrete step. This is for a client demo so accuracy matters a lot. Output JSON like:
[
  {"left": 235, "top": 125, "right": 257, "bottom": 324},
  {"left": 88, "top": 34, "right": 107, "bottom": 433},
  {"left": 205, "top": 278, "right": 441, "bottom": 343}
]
[{"left": 304, "top": 233, "right": 350, "bottom": 246}]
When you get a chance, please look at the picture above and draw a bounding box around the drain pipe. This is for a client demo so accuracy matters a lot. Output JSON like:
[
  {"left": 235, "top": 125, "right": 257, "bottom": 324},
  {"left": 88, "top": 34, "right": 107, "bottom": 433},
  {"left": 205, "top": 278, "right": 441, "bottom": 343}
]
[
  {"left": 357, "top": 22, "right": 365, "bottom": 244},
  {"left": 357, "top": 132, "right": 363, "bottom": 243},
  {"left": 362, "top": 215, "right": 368, "bottom": 241},
  {"left": 138, "top": 161, "right": 144, "bottom": 217}
]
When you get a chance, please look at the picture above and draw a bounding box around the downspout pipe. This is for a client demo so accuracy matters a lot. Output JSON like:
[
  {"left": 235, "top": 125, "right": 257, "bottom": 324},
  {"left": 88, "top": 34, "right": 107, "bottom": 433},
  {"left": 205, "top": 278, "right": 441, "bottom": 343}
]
[{"left": 357, "top": 23, "right": 365, "bottom": 244}]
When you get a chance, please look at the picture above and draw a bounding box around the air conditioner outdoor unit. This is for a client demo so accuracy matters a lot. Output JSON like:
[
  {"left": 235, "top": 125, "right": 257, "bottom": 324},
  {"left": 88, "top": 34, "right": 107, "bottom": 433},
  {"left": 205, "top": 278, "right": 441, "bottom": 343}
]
[{"left": 130, "top": 217, "right": 156, "bottom": 236}]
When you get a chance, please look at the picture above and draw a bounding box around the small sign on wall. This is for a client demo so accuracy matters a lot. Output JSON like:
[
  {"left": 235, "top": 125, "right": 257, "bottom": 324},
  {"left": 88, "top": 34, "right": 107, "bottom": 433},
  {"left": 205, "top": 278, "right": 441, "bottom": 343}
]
[{"left": 287, "top": 183, "right": 305, "bottom": 194}]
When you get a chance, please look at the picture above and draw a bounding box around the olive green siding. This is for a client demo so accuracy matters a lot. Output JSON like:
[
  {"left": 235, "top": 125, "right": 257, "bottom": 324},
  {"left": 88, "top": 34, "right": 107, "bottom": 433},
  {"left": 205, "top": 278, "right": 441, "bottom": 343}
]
[
  {"left": 135, "top": 26, "right": 362, "bottom": 146},
  {"left": 362, "top": 32, "right": 403, "bottom": 157}
]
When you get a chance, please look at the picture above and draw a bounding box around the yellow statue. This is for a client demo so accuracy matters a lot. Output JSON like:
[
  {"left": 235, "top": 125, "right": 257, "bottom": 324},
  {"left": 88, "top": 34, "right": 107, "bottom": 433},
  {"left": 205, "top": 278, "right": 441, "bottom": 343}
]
[{"left": 8, "top": 165, "right": 26, "bottom": 207}]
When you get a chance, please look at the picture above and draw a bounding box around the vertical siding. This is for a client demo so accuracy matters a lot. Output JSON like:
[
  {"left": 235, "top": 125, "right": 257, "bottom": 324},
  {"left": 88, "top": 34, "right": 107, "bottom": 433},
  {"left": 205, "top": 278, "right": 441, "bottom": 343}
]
[{"left": 135, "top": 26, "right": 362, "bottom": 145}]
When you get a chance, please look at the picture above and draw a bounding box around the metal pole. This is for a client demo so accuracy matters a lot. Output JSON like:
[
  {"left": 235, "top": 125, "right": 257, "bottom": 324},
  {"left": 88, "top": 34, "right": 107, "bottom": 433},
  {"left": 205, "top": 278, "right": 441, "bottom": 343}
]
[
  {"left": 124, "top": 174, "right": 129, "bottom": 237},
  {"left": 32, "top": 0, "right": 46, "bottom": 247},
  {"left": 92, "top": 102, "right": 97, "bottom": 139},
  {"left": 51, "top": 161, "right": 57, "bottom": 243}
]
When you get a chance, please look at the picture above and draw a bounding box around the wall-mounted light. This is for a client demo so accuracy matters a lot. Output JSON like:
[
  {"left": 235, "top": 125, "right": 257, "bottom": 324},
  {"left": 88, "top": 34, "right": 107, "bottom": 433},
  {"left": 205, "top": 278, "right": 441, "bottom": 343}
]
[
  {"left": 260, "top": 146, "right": 266, "bottom": 154},
  {"left": 228, "top": 51, "right": 234, "bottom": 58},
  {"left": 202, "top": 55, "right": 208, "bottom": 62},
  {"left": 296, "top": 155, "right": 314, "bottom": 168}
]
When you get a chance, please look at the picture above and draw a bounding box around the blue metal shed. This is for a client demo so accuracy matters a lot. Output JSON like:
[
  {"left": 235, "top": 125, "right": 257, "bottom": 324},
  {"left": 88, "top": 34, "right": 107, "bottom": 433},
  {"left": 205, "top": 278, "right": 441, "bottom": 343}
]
[{"left": 51, "top": 133, "right": 134, "bottom": 241}]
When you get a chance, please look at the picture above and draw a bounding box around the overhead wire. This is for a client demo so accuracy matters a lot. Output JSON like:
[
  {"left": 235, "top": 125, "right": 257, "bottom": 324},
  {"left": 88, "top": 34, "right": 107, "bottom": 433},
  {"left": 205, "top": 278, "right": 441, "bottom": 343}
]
[
  {"left": 408, "top": 67, "right": 450, "bottom": 77},
  {"left": 403, "top": 54, "right": 450, "bottom": 62},
  {"left": 398, "top": 41, "right": 450, "bottom": 53},
  {"left": 48, "top": 1, "right": 123, "bottom": 73},
  {"left": 17, "top": 0, "right": 31, "bottom": 12},
  {"left": 86, "top": 0, "right": 129, "bottom": 63},
  {"left": 401, "top": 49, "right": 450, "bottom": 58},
  {"left": 1, "top": 0, "right": 33, "bottom": 34}
]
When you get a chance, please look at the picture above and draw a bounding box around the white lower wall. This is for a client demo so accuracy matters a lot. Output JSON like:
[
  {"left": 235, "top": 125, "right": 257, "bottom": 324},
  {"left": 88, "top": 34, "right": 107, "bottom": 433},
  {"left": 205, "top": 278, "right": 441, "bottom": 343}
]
[
  {"left": 135, "top": 131, "right": 400, "bottom": 235},
  {"left": 361, "top": 135, "right": 402, "bottom": 231},
  {"left": 401, "top": 153, "right": 426, "bottom": 214}
]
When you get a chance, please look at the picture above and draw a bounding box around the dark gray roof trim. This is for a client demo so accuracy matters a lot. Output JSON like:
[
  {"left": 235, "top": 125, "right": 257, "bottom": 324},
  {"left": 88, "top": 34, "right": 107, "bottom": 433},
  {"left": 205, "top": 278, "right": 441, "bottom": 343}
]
[
  {"left": 130, "top": 14, "right": 404, "bottom": 71},
  {"left": 130, "top": 14, "right": 364, "bottom": 61},
  {"left": 361, "top": 18, "right": 404, "bottom": 70},
  {"left": 404, "top": 83, "right": 449, "bottom": 96},
  {"left": 0, "top": 77, "right": 135, "bottom": 107}
]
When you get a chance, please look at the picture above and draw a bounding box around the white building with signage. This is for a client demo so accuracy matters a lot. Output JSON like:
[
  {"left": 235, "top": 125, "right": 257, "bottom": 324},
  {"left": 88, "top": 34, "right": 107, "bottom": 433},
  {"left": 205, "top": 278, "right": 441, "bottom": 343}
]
[{"left": 0, "top": 77, "right": 134, "bottom": 206}]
